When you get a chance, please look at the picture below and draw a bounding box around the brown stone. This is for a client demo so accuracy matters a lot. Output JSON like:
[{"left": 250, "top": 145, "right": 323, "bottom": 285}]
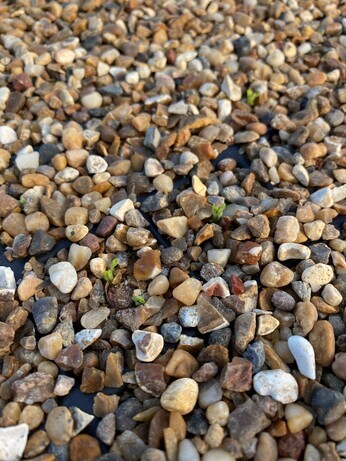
[
  {"left": 332, "top": 353, "right": 346, "bottom": 381},
  {"left": 55, "top": 345, "right": 83, "bottom": 371},
  {"left": 0, "top": 194, "right": 19, "bottom": 218},
  {"left": 309, "top": 320, "right": 335, "bottom": 367},
  {"left": 80, "top": 367, "right": 105, "bottom": 393},
  {"left": 165, "top": 349, "right": 199, "bottom": 378},
  {"left": 220, "top": 357, "right": 253, "bottom": 392},
  {"left": 236, "top": 241, "right": 262, "bottom": 264},
  {"left": 197, "top": 345, "right": 229, "bottom": 369},
  {"left": 69, "top": 434, "right": 101, "bottom": 461},
  {"left": 93, "top": 392, "right": 120, "bottom": 418},
  {"left": 278, "top": 430, "right": 305, "bottom": 460},
  {"left": 105, "top": 352, "right": 124, "bottom": 388},
  {"left": 12, "top": 372, "right": 55, "bottom": 404},
  {"left": 0, "top": 322, "right": 15, "bottom": 356},
  {"left": 135, "top": 363, "right": 167, "bottom": 397},
  {"left": 134, "top": 250, "right": 162, "bottom": 281}
]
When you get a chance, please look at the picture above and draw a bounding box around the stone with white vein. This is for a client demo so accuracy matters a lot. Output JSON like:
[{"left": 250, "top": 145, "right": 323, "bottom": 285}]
[{"left": 0, "top": 266, "right": 16, "bottom": 300}]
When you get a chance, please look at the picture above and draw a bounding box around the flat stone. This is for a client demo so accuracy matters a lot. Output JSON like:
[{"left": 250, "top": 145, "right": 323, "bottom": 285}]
[
  {"left": 157, "top": 216, "right": 189, "bottom": 239},
  {"left": 257, "top": 315, "right": 280, "bottom": 336},
  {"left": 253, "top": 370, "right": 298, "bottom": 404},
  {"left": 74, "top": 329, "right": 102, "bottom": 351},
  {"left": 161, "top": 378, "right": 199, "bottom": 415},
  {"left": 288, "top": 335, "right": 316, "bottom": 380},
  {"left": 0, "top": 424, "right": 29, "bottom": 461}
]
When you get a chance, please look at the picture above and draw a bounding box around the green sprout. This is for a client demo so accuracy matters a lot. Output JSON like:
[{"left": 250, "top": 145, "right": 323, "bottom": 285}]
[
  {"left": 19, "top": 197, "right": 26, "bottom": 206},
  {"left": 103, "top": 258, "right": 118, "bottom": 283},
  {"left": 132, "top": 295, "right": 146, "bottom": 306},
  {"left": 246, "top": 88, "right": 260, "bottom": 106},
  {"left": 211, "top": 203, "right": 226, "bottom": 223}
]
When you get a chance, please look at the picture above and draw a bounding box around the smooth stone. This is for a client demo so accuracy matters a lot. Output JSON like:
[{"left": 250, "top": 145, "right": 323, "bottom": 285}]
[
  {"left": 274, "top": 216, "right": 300, "bottom": 243},
  {"left": 255, "top": 432, "right": 278, "bottom": 461},
  {"left": 0, "top": 424, "right": 29, "bottom": 461},
  {"left": 278, "top": 243, "right": 311, "bottom": 261},
  {"left": 285, "top": 403, "right": 314, "bottom": 433},
  {"left": 202, "top": 449, "right": 235, "bottom": 461},
  {"left": 311, "top": 387, "right": 346, "bottom": 425},
  {"left": 132, "top": 330, "right": 164, "bottom": 362},
  {"left": 253, "top": 370, "right": 298, "bottom": 403},
  {"left": 173, "top": 278, "right": 202, "bottom": 306},
  {"left": 49, "top": 262, "right": 78, "bottom": 293},
  {"left": 207, "top": 249, "right": 231, "bottom": 268},
  {"left": 178, "top": 439, "right": 200, "bottom": 461},
  {"left": 157, "top": 216, "right": 189, "bottom": 239},
  {"left": 86, "top": 155, "right": 108, "bottom": 174},
  {"left": 68, "top": 244, "right": 92, "bottom": 271},
  {"left": 321, "top": 284, "right": 343, "bottom": 307},
  {"left": 0, "top": 126, "right": 17, "bottom": 144},
  {"left": 45, "top": 406, "right": 74, "bottom": 446},
  {"left": 309, "top": 320, "right": 335, "bottom": 367},
  {"left": 38, "top": 332, "right": 63, "bottom": 360},
  {"left": 260, "top": 262, "right": 294, "bottom": 287},
  {"left": 301, "top": 263, "right": 334, "bottom": 292},
  {"left": 288, "top": 335, "right": 316, "bottom": 380},
  {"left": 198, "top": 379, "right": 223, "bottom": 409},
  {"left": 160, "top": 378, "right": 199, "bottom": 415}
]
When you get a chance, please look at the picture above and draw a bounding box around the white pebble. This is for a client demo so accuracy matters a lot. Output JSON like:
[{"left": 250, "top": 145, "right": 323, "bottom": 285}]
[
  {"left": 202, "top": 448, "right": 235, "bottom": 461},
  {"left": 253, "top": 369, "right": 298, "bottom": 404},
  {"left": 178, "top": 439, "right": 200, "bottom": 461},
  {"left": 288, "top": 335, "right": 316, "bottom": 380},
  {"left": 109, "top": 198, "right": 134, "bottom": 221},
  {"left": 0, "top": 266, "right": 16, "bottom": 300},
  {"left": 207, "top": 249, "right": 231, "bottom": 268},
  {"left": 49, "top": 261, "right": 78, "bottom": 294},
  {"left": 0, "top": 424, "right": 29, "bottom": 461},
  {"left": 15, "top": 149, "right": 39, "bottom": 171},
  {"left": 321, "top": 284, "right": 343, "bottom": 307},
  {"left": 81, "top": 92, "right": 103, "bottom": 109},
  {"left": 0, "top": 126, "right": 17, "bottom": 144},
  {"left": 86, "top": 155, "right": 108, "bottom": 174},
  {"left": 301, "top": 263, "right": 334, "bottom": 292},
  {"left": 75, "top": 329, "right": 102, "bottom": 350}
]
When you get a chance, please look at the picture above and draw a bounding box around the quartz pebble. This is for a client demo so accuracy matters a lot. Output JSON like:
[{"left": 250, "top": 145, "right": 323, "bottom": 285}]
[
  {"left": 0, "top": 266, "right": 16, "bottom": 300},
  {"left": 49, "top": 262, "right": 78, "bottom": 293},
  {"left": 132, "top": 330, "right": 164, "bottom": 362},
  {"left": 253, "top": 370, "right": 299, "bottom": 404},
  {"left": 301, "top": 264, "right": 334, "bottom": 292},
  {"left": 288, "top": 335, "right": 316, "bottom": 380},
  {"left": 0, "top": 424, "right": 29, "bottom": 461}
]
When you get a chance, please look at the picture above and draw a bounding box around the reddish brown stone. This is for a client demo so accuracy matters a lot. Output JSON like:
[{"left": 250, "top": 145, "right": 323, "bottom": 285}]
[
  {"left": 69, "top": 434, "right": 101, "bottom": 461},
  {"left": 197, "top": 345, "right": 229, "bottom": 369},
  {"left": 55, "top": 345, "right": 83, "bottom": 371},
  {"left": 12, "top": 73, "right": 33, "bottom": 91},
  {"left": 230, "top": 274, "right": 245, "bottom": 295},
  {"left": 278, "top": 430, "right": 305, "bottom": 460},
  {"left": 235, "top": 241, "right": 262, "bottom": 264},
  {"left": 95, "top": 216, "right": 118, "bottom": 238},
  {"left": 220, "top": 357, "right": 253, "bottom": 392},
  {"left": 12, "top": 372, "right": 54, "bottom": 404},
  {"left": 135, "top": 363, "right": 167, "bottom": 397},
  {"left": 80, "top": 367, "right": 105, "bottom": 393}
]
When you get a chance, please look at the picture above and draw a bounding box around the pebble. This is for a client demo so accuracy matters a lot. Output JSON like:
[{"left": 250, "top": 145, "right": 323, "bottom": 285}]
[
  {"left": 0, "top": 424, "right": 29, "bottom": 461},
  {"left": 109, "top": 198, "right": 134, "bottom": 221},
  {"left": 0, "top": 266, "right": 16, "bottom": 300},
  {"left": 278, "top": 243, "right": 311, "bottom": 261},
  {"left": 257, "top": 315, "right": 280, "bottom": 336},
  {"left": 160, "top": 378, "right": 199, "bottom": 415},
  {"left": 74, "top": 329, "right": 102, "bottom": 350},
  {"left": 311, "top": 387, "right": 346, "bottom": 425},
  {"left": 153, "top": 174, "right": 174, "bottom": 193},
  {"left": 253, "top": 370, "right": 299, "bottom": 404},
  {"left": 38, "top": 332, "right": 63, "bottom": 360},
  {"left": 260, "top": 262, "right": 294, "bottom": 287},
  {"left": 255, "top": 432, "right": 277, "bottom": 461},
  {"left": 274, "top": 216, "right": 300, "bottom": 243},
  {"left": 157, "top": 216, "right": 189, "bottom": 239},
  {"left": 178, "top": 439, "right": 200, "bottom": 461},
  {"left": 68, "top": 244, "right": 92, "bottom": 271},
  {"left": 332, "top": 353, "right": 346, "bottom": 381},
  {"left": 202, "top": 448, "right": 235, "bottom": 461},
  {"left": 243, "top": 341, "right": 265, "bottom": 373},
  {"left": 288, "top": 335, "right": 316, "bottom": 380},
  {"left": 321, "top": 284, "right": 342, "bottom": 307},
  {"left": 86, "top": 155, "right": 108, "bottom": 174},
  {"left": 301, "top": 263, "right": 334, "bottom": 292},
  {"left": 81, "top": 92, "right": 103, "bottom": 109},
  {"left": 220, "top": 357, "right": 252, "bottom": 392},
  {"left": 309, "top": 320, "right": 335, "bottom": 367},
  {"left": 49, "top": 262, "right": 78, "bottom": 293},
  {"left": 132, "top": 330, "right": 164, "bottom": 362},
  {"left": 173, "top": 278, "right": 202, "bottom": 306},
  {"left": 0, "top": 126, "right": 17, "bottom": 144},
  {"left": 285, "top": 403, "right": 314, "bottom": 433}
]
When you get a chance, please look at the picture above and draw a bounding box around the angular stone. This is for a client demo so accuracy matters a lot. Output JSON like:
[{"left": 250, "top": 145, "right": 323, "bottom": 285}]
[
  {"left": 157, "top": 216, "right": 189, "bottom": 239},
  {"left": 134, "top": 250, "right": 162, "bottom": 281},
  {"left": 132, "top": 330, "right": 164, "bottom": 362},
  {"left": 220, "top": 357, "right": 253, "bottom": 392},
  {"left": 135, "top": 363, "right": 167, "bottom": 397},
  {"left": 12, "top": 372, "right": 55, "bottom": 404},
  {"left": 0, "top": 424, "right": 29, "bottom": 461},
  {"left": 173, "top": 278, "right": 202, "bottom": 306},
  {"left": 0, "top": 267, "right": 16, "bottom": 301},
  {"left": 234, "top": 313, "right": 256, "bottom": 353},
  {"left": 260, "top": 262, "right": 294, "bottom": 288},
  {"left": 32, "top": 297, "right": 58, "bottom": 334}
]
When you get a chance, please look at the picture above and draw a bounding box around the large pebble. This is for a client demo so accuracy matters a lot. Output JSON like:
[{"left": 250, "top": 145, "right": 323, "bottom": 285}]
[
  {"left": 285, "top": 403, "right": 313, "bottom": 433},
  {"left": 301, "top": 263, "right": 334, "bottom": 292},
  {"left": 309, "top": 320, "right": 335, "bottom": 367},
  {"left": 288, "top": 335, "right": 316, "bottom": 380},
  {"left": 0, "top": 126, "right": 17, "bottom": 144},
  {"left": 253, "top": 369, "right": 298, "bottom": 404},
  {"left": 49, "top": 262, "right": 78, "bottom": 293},
  {"left": 109, "top": 198, "right": 134, "bottom": 221},
  {"left": 161, "top": 378, "right": 199, "bottom": 415},
  {"left": 45, "top": 406, "right": 74, "bottom": 445},
  {"left": 0, "top": 424, "right": 29, "bottom": 461},
  {"left": 157, "top": 216, "right": 189, "bottom": 239},
  {"left": 260, "top": 262, "right": 294, "bottom": 287},
  {"left": 274, "top": 216, "right": 300, "bottom": 243},
  {"left": 0, "top": 266, "right": 16, "bottom": 300},
  {"left": 202, "top": 449, "right": 235, "bottom": 461},
  {"left": 278, "top": 243, "right": 311, "bottom": 261},
  {"left": 178, "top": 439, "right": 200, "bottom": 461}
]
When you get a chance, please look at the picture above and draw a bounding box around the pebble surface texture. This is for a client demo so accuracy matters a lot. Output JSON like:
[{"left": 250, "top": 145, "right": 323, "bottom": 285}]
[{"left": 0, "top": 0, "right": 345, "bottom": 459}]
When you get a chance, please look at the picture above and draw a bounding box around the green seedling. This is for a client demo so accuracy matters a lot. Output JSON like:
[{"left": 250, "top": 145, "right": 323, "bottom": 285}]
[
  {"left": 247, "top": 88, "right": 260, "bottom": 106},
  {"left": 211, "top": 203, "right": 226, "bottom": 222},
  {"left": 103, "top": 258, "right": 118, "bottom": 283},
  {"left": 132, "top": 295, "right": 146, "bottom": 306},
  {"left": 19, "top": 197, "right": 26, "bottom": 206}
]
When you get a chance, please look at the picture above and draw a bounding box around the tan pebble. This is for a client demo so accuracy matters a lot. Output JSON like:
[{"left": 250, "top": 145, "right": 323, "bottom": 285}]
[
  {"left": 257, "top": 315, "right": 280, "bottom": 336},
  {"left": 260, "top": 262, "right": 294, "bottom": 288},
  {"left": 308, "top": 320, "right": 335, "bottom": 367},
  {"left": 19, "top": 405, "right": 44, "bottom": 430},
  {"left": 161, "top": 378, "right": 199, "bottom": 415},
  {"left": 293, "top": 301, "right": 318, "bottom": 336},
  {"left": 157, "top": 216, "right": 189, "bottom": 239},
  {"left": 274, "top": 216, "right": 300, "bottom": 243},
  {"left": 65, "top": 224, "right": 89, "bottom": 242},
  {"left": 285, "top": 403, "right": 313, "bottom": 433},
  {"left": 326, "top": 416, "right": 346, "bottom": 442},
  {"left": 65, "top": 207, "right": 89, "bottom": 226},
  {"left": 254, "top": 432, "right": 278, "bottom": 461},
  {"left": 45, "top": 407, "right": 74, "bottom": 446},
  {"left": 173, "top": 278, "right": 202, "bottom": 306},
  {"left": 25, "top": 212, "right": 50, "bottom": 233},
  {"left": 38, "top": 332, "right": 63, "bottom": 360},
  {"left": 148, "top": 274, "right": 169, "bottom": 296}
]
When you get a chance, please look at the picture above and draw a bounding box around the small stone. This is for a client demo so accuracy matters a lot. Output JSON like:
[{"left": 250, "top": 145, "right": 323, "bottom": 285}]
[
  {"left": 0, "top": 424, "right": 29, "bottom": 461},
  {"left": 0, "top": 266, "right": 16, "bottom": 301},
  {"left": 157, "top": 216, "right": 189, "bottom": 239},
  {"left": 0, "top": 194, "right": 19, "bottom": 218},
  {"left": 309, "top": 320, "right": 335, "bottom": 367},
  {"left": 161, "top": 378, "right": 199, "bottom": 415},
  {"left": 257, "top": 315, "right": 280, "bottom": 336},
  {"left": 253, "top": 370, "right": 298, "bottom": 404},
  {"left": 206, "top": 401, "right": 229, "bottom": 426},
  {"left": 69, "top": 434, "right": 101, "bottom": 461},
  {"left": 86, "top": 155, "right": 108, "bottom": 174},
  {"left": 326, "top": 417, "right": 346, "bottom": 442},
  {"left": 332, "top": 353, "right": 346, "bottom": 381},
  {"left": 301, "top": 263, "right": 334, "bottom": 292},
  {"left": 144, "top": 126, "right": 161, "bottom": 150},
  {"left": 321, "top": 284, "right": 342, "bottom": 307},
  {"left": 207, "top": 249, "right": 231, "bottom": 268},
  {"left": 80, "top": 367, "right": 105, "bottom": 393},
  {"left": 132, "top": 330, "right": 164, "bottom": 362},
  {"left": 278, "top": 243, "right": 311, "bottom": 261},
  {"left": 38, "top": 332, "right": 63, "bottom": 360},
  {"left": 134, "top": 250, "right": 162, "bottom": 281},
  {"left": 117, "top": 430, "right": 147, "bottom": 461},
  {"left": 29, "top": 229, "right": 55, "bottom": 256},
  {"left": 285, "top": 403, "right": 313, "bottom": 433},
  {"left": 135, "top": 363, "right": 166, "bottom": 397},
  {"left": 202, "top": 449, "right": 235, "bottom": 461},
  {"left": 96, "top": 414, "right": 115, "bottom": 446},
  {"left": 49, "top": 262, "right": 78, "bottom": 294},
  {"left": 260, "top": 262, "right": 294, "bottom": 287},
  {"left": 192, "top": 362, "right": 219, "bottom": 383},
  {"left": 12, "top": 372, "right": 55, "bottom": 404},
  {"left": 311, "top": 387, "right": 346, "bottom": 426},
  {"left": 266, "top": 49, "right": 285, "bottom": 67},
  {"left": 178, "top": 439, "right": 200, "bottom": 461},
  {"left": 19, "top": 406, "right": 44, "bottom": 430},
  {"left": 109, "top": 199, "right": 134, "bottom": 221},
  {"left": 220, "top": 357, "right": 253, "bottom": 392},
  {"left": 0, "top": 126, "right": 17, "bottom": 144},
  {"left": 54, "top": 375, "right": 75, "bottom": 396},
  {"left": 247, "top": 214, "right": 270, "bottom": 238},
  {"left": 234, "top": 313, "right": 256, "bottom": 353},
  {"left": 221, "top": 75, "right": 242, "bottom": 101},
  {"left": 144, "top": 158, "right": 164, "bottom": 177},
  {"left": 255, "top": 432, "right": 278, "bottom": 461},
  {"left": 32, "top": 297, "right": 58, "bottom": 334},
  {"left": 278, "top": 430, "right": 305, "bottom": 460},
  {"left": 166, "top": 349, "right": 199, "bottom": 378},
  {"left": 161, "top": 322, "right": 182, "bottom": 343},
  {"left": 81, "top": 92, "right": 103, "bottom": 109},
  {"left": 288, "top": 335, "right": 316, "bottom": 380},
  {"left": 173, "top": 278, "right": 202, "bottom": 306},
  {"left": 68, "top": 244, "right": 92, "bottom": 271},
  {"left": 15, "top": 149, "right": 39, "bottom": 171},
  {"left": 74, "top": 329, "right": 102, "bottom": 351},
  {"left": 243, "top": 341, "right": 266, "bottom": 373},
  {"left": 271, "top": 291, "right": 295, "bottom": 311},
  {"left": 274, "top": 216, "right": 300, "bottom": 243}
]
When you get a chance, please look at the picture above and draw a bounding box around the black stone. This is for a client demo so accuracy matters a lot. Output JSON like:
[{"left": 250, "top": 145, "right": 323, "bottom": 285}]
[
  {"left": 32, "top": 296, "right": 58, "bottom": 334},
  {"left": 39, "top": 143, "right": 60, "bottom": 165},
  {"left": 310, "top": 387, "right": 346, "bottom": 425},
  {"left": 116, "top": 398, "right": 142, "bottom": 431},
  {"left": 186, "top": 408, "right": 209, "bottom": 435},
  {"left": 29, "top": 229, "right": 56, "bottom": 256},
  {"left": 200, "top": 263, "right": 224, "bottom": 282},
  {"left": 160, "top": 322, "right": 182, "bottom": 343},
  {"left": 309, "top": 243, "right": 331, "bottom": 264},
  {"left": 209, "top": 327, "right": 232, "bottom": 347},
  {"left": 99, "top": 84, "right": 123, "bottom": 97},
  {"left": 233, "top": 36, "right": 251, "bottom": 57},
  {"left": 243, "top": 341, "right": 265, "bottom": 374}
]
